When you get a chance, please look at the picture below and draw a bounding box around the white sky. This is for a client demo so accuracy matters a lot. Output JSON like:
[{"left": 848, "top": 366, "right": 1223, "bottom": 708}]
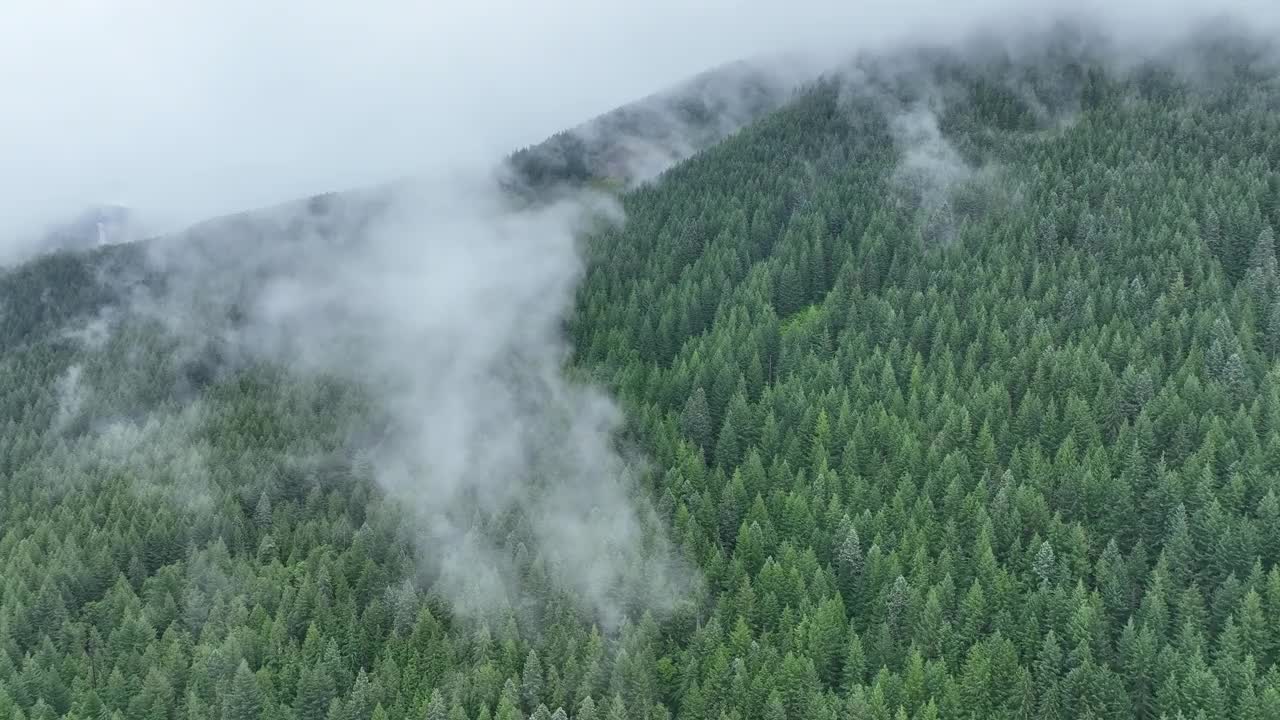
[{"left": 0, "top": 0, "right": 1275, "bottom": 240}]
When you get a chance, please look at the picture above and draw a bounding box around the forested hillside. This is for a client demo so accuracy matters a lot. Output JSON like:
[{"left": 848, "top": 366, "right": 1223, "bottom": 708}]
[{"left": 5, "top": 22, "right": 1280, "bottom": 720}]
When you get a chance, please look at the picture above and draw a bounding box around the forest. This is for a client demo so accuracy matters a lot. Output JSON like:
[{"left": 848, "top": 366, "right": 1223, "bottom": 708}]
[{"left": 3, "top": 21, "right": 1280, "bottom": 720}]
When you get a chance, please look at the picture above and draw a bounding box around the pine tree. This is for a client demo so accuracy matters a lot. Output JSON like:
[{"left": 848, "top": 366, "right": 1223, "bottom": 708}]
[
  {"left": 886, "top": 576, "right": 911, "bottom": 640},
  {"left": 296, "top": 667, "right": 333, "bottom": 720},
  {"left": 714, "top": 415, "right": 741, "bottom": 469},
  {"left": 1266, "top": 299, "right": 1280, "bottom": 357},
  {"left": 426, "top": 690, "right": 448, "bottom": 720},
  {"left": 1033, "top": 541, "right": 1057, "bottom": 587},
  {"left": 254, "top": 491, "right": 273, "bottom": 529},
  {"left": 681, "top": 388, "right": 713, "bottom": 455},
  {"left": 348, "top": 669, "right": 378, "bottom": 720},
  {"left": 523, "top": 651, "right": 545, "bottom": 711},
  {"left": 1248, "top": 225, "right": 1278, "bottom": 298},
  {"left": 223, "top": 661, "right": 263, "bottom": 720},
  {"left": 604, "top": 696, "right": 626, "bottom": 720},
  {"left": 836, "top": 528, "right": 863, "bottom": 601},
  {"left": 1204, "top": 207, "right": 1223, "bottom": 254}
]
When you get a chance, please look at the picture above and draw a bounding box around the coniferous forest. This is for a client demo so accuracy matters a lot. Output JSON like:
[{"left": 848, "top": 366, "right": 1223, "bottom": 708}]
[{"left": 5, "top": 20, "right": 1280, "bottom": 720}]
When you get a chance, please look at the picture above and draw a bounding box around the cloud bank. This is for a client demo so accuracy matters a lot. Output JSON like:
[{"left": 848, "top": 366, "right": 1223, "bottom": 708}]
[{"left": 4, "top": 0, "right": 1278, "bottom": 246}]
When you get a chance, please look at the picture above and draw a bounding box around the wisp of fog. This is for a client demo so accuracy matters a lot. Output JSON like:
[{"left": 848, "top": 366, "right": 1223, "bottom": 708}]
[
  {"left": 229, "top": 174, "right": 676, "bottom": 625},
  {"left": 129, "top": 164, "right": 707, "bottom": 626}
]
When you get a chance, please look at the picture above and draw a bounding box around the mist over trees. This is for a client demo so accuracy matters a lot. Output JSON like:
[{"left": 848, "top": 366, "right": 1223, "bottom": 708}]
[{"left": 4, "top": 17, "right": 1280, "bottom": 720}]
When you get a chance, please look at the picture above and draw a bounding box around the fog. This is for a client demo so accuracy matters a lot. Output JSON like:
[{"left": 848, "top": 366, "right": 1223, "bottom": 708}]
[{"left": 3, "top": 0, "right": 1277, "bottom": 248}]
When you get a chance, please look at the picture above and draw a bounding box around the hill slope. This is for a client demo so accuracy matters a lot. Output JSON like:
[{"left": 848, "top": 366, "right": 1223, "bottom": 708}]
[{"left": 4, "top": 21, "right": 1280, "bottom": 720}]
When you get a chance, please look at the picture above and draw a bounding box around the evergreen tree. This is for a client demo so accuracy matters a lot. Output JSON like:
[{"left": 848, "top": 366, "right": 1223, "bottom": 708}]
[
  {"left": 223, "top": 661, "right": 263, "bottom": 720},
  {"left": 523, "top": 651, "right": 545, "bottom": 711},
  {"left": 681, "top": 389, "right": 714, "bottom": 455}
]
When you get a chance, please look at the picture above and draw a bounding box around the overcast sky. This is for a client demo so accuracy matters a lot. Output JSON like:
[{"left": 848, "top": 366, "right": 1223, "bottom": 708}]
[{"left": 1, "top": 0, "right": 1276, "bottom": 240}]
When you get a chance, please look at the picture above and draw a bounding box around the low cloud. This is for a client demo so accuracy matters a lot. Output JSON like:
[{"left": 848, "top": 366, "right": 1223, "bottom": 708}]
[{"left": 4, "top": 0, "right": 1277, "bottom": 249}]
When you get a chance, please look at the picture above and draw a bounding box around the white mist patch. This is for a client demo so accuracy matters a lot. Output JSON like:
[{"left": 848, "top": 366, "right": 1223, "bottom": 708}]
[
  {"left": 890, "top": 104, "right": 973, "bottom": 210},
  {"left": 39, "top": 386, "right": 216, "bottom": 513},
  {"left": 139, "top": 170, "right": 692, "bottom": 628},
  {"left": 59, "top": 307, "right": 118, "bottom": 351},
  {"left": 52, "top": 363, "right": 86, "bottom": 434},
  {"left": 87, "top": 405, "right": 216, "bottom": 512}
]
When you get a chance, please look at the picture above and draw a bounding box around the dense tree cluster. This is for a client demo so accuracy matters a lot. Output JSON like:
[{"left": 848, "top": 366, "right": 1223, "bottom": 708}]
[{"left": 4, "top": 26, "right": 1280, "bottom": 720}]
